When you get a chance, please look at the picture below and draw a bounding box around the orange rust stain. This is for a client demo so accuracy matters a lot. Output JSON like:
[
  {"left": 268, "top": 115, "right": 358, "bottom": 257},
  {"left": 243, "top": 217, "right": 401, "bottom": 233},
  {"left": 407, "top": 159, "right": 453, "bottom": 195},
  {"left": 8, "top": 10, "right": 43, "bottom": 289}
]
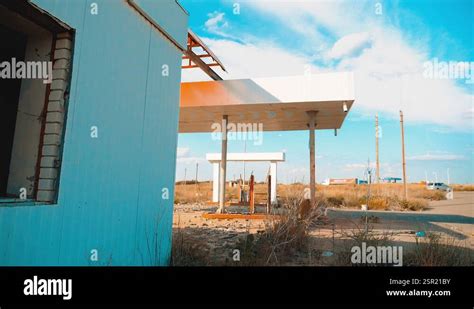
[{"left": 180, "top": 81, "right": 229, "bottom": 107}]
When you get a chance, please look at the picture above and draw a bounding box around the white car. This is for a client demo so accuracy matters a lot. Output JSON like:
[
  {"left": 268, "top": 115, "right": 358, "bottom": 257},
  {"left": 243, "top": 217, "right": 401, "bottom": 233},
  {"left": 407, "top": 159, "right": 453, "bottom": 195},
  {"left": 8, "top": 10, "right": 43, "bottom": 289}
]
[{"left": 426, "top": 182, "right": 451, "bottom": 191}]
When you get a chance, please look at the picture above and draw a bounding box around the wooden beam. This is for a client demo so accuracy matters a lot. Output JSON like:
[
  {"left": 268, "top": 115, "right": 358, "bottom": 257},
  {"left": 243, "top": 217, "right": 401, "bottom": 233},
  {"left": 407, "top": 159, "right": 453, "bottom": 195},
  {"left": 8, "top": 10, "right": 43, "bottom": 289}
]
[
  {"left": 203, "top": 213, "right": 278, "bottom": 220},
  {"left": 184, "top": 49, "right": 222, "bottom": 80}
]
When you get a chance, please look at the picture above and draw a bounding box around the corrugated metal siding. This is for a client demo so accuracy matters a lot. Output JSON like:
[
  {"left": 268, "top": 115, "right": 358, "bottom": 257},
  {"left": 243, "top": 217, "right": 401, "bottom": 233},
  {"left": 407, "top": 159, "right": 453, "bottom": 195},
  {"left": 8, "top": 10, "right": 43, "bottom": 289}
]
[
  {"left": 0, "top": 0, "right": 186, "bottom": 266},
  {"left": 132, "top": 0, "right": 189, "bottom": 49}
]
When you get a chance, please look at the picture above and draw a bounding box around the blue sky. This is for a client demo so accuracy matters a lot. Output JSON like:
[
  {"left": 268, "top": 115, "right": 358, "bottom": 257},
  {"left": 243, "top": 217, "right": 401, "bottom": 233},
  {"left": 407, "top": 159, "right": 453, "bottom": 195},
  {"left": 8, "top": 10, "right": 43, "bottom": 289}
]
[{"left": 176, "top": 0, "right": 473, "bottom": 184}]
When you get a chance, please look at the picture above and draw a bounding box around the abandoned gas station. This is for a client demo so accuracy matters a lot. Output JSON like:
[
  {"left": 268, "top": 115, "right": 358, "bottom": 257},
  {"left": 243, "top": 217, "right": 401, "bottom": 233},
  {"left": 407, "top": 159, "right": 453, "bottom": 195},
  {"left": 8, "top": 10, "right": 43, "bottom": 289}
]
[
  {"left": 0, "top": 0, "right": 354, "bottom": 266},
  {"left": 206, "top": 152, "right": 285, "bottom": 204},
  {"left": 180, "top": 43, "right": 355, "bottom": 214}
]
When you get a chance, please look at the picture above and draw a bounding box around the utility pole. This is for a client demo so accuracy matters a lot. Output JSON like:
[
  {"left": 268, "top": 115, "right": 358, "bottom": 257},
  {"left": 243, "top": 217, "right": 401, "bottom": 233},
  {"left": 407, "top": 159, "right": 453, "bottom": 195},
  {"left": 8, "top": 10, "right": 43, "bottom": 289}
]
[
  {"left": 195, "top": 162, "right": 199, "bottom": 191},
  {"left": 375, "top": 114, "right": 380, "bottom": 183},
  {"left": 400, "top": 110, "right": 408, "bottom": 200},
  {"left": 195, "top": 162, "right": 199, "bottom": 182},
  {"left": 184, "top": 168, "right": 187, "bottom": 185},
  {"left": 366, "top": 158, "right": 372, "bottom": 234},
  {"left": 447, "top": 168, "right": 450, "bottom": 185}
]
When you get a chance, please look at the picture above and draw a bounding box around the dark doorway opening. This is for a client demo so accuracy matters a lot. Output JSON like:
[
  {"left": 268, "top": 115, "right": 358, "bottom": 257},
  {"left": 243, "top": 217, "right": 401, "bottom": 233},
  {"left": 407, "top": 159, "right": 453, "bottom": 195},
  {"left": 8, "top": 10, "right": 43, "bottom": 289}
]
[{"left": 0, "top": 25, "right": 27, "bottom": 196}]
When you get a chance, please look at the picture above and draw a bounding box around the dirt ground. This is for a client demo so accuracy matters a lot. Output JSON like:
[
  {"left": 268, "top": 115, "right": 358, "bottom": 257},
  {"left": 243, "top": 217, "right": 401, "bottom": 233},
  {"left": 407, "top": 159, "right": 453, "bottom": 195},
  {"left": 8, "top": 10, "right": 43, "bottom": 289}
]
[{"left": 172, "top": 191, "right": 473, "bottom": 266}]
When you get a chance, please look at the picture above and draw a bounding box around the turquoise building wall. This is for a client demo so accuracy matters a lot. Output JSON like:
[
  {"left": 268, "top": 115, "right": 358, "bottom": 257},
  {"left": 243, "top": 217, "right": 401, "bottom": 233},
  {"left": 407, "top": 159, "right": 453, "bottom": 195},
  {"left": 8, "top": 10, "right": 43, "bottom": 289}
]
[{"left": 0, "top": 0, "right": 188, "bottom": 266}]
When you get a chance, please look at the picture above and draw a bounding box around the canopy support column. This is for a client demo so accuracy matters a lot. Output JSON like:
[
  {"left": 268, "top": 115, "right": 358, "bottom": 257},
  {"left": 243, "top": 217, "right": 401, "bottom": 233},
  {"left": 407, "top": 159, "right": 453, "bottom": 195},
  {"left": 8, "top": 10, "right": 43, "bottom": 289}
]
[
  {"left": 212, "top": 162, "right": 219, "bottom": 202},
  {"left": 307, "top": 111, "right": 317, "bottom": 207},
  {"left": 270, "top": 161, "right": 277, "bottom": 204},
  {"left": 217, "top": 115, "right": 228, "bottom": 213}
]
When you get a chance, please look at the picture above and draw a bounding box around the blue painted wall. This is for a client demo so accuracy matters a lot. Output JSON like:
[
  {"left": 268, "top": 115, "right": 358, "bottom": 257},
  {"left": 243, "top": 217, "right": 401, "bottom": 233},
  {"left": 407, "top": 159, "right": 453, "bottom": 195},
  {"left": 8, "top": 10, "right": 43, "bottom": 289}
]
[{"left": 0, "top": 0, "right": 188, "bottom": 266}]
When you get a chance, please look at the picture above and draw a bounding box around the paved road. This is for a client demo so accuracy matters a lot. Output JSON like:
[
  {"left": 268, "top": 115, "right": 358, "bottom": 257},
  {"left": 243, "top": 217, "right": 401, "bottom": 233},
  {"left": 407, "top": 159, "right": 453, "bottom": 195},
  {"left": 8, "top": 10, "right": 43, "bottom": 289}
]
[
  {"left": 327, "top": 192, "right": 473, "bottom": 241},
  {"left": 424, "top": 191, "right": 473, "bottom": 217},
  {"left": 328, "top": 191, "right": 473, "bottom": 224}
]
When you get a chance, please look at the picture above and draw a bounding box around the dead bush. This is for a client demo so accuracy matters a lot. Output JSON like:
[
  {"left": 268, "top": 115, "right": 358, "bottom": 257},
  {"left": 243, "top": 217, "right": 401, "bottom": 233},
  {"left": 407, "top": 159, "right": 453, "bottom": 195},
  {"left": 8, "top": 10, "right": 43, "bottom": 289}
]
[
  {"left": 398, "top": 198, "right": 427, "bottom": 211},
  {"left": 326, "top": 195, "right": 345, "bottom": 207},
  {"left": 333, "top": 224, "right": 395, "bottom": 266},
  {"left": 171, "top": 229, "right": 211, "bottom": 266},
  {"left": 404, "top": 233, "right": 473, "bottom": 266},
  {"left": 415, "top": 190, "right": 446, "bottom": 201},
  {"left": 236, "top": 189, "right": 326, "bottom": 265},
  {"left": 366, "top": 196, "right": 389, "bottom": 210}
]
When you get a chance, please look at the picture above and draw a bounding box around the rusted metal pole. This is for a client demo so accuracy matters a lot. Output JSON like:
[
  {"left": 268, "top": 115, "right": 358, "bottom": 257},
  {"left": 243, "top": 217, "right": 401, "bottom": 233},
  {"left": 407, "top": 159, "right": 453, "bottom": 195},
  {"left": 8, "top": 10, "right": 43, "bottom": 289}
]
[
  {"left": 375, "top": 114, "right": 380, "bottom": 183},
  {"left": 249, "top": 174, "right": 255, "bottom": 214},
  {"left": 217, "top": 115, "right": 228, "bottom": 213},
  {"left": 307, "top": 111, "right": 317, "bottom": 207},
  {"left": 400, "top": 110, "right": 408, "bottom": 200},
  {"left": 238, "top": 176, "right": 242, "bottom": 203}
]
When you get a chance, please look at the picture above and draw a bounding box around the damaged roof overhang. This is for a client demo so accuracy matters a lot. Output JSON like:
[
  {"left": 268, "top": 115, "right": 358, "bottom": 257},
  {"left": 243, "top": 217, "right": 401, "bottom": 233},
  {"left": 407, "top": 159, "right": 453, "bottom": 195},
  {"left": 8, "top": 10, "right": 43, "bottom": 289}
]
[
  {"left": 0, "top": 0, "right": 72, "bottom": 33},
  {"left": 182, "top": 29, "right": 226, "bottom": 80},
  {"left": 179, "top": 72, "right": 355, "bottom": 132}
]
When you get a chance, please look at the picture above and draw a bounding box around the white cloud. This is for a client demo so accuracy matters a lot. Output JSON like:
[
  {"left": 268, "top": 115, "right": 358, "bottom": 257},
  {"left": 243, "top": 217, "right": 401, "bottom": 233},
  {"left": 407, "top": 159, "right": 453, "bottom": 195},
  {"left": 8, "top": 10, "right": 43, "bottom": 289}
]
[
  {"left": 177, "top": 156, "right": 206, "bottom": 164},
  {"left": 407, "top": 153, "right": 467, "bottom": 161},
  {"left": 344, "top": 163, "right": 371, "bottom": 170},
  {"left": 176, "top": 147, "right": 206, "bottom": 165},
  {"left": 247, "top": 0, "right": 371, "bottom": 39},
  {"left": 327, "top": 32, "right": 372, "bottom": 60},
  {"left": 333, "top": 28, "right": 474, "bottom": 129},
  {"left": 343, "top": 162, "right": 399, "bottom": 178},
  {"left": 181, "top": 38, "right": 316, "bottom": 82},
  {"left": 177, "top": 147, "right": 190, "bottom": 158},
  {"left": 204, "top": 11, "right": 230, "bottom": 38},
  {"left": 184, "top": 1, "right": 474, "bottom": 130}
]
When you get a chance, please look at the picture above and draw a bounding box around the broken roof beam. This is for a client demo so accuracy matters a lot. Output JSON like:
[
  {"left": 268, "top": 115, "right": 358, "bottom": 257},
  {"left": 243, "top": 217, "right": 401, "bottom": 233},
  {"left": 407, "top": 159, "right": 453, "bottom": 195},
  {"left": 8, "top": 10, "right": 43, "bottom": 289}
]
[{"left": 182, "top": 29, "right": 226, "bottom": 80}]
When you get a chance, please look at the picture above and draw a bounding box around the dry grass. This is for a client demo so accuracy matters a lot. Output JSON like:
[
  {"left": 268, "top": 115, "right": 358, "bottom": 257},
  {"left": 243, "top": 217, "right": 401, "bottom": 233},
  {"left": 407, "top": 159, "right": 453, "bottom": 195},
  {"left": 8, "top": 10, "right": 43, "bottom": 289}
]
[
  {"left": 171, "top": 215, "right": 211, "bottom": 266},
  {"left": 331, "top": 225, "right": 395, "bottom": 266},
  {"left": 451, "top": 184, "right": 474, "bottom": 191},
  {"left": 174, "top": 182, "right": 443, "bottom": 211},
  {"left": 171, "top": 230, "right": 211, "bottom": 266},
  {"left": 234, "top": 187, "right": 326, "bottom": 265},
  {"left": 279, "top": 183, "right": 434, "bottom": 211},
  {"left": 171, "top": 187, "right": 472, "bottom": 266},
  {"left": 404, "top": 233, "right": 473, "bottom": 266},
  {"left": 175, "top": 182, "right": 445, "bottom": 211},
  {"left": 175, "top": 182, "right": 240, "bottom": 204}
]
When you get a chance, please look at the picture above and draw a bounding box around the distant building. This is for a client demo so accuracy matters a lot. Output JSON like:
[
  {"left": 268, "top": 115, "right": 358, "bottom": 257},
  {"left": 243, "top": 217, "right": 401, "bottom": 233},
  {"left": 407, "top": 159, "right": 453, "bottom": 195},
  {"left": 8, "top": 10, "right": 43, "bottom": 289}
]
[
  {"left": 322, "top": 178, "right": 358, "bottom": 185},
  {"left": 322, "top": 178, "right": 370, "bottom": 185},
  {"left": 382, "top": 177, "right": 402, "bottom": 183}
]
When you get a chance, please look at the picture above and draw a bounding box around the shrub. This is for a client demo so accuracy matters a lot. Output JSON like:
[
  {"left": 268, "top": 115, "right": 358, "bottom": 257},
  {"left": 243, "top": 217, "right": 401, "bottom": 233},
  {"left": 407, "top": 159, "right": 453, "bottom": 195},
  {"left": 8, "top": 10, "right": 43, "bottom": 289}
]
[
  {"left": 399, "top": 198, "right": 427, "bottom": 211},
  {"left": 326, "top": 195, "right": 345, "bottom": 207},
  {"left": 404, "top": 233, "right": 473, "bottom": 266},
  {"left": 451, "top": 184, "right": 474, "bottom": 191},
  {"left": 171, "top": 228, "right": 211, "bottom": 266},
  {"left": 367, "top": 196, "right": 389, "bottom": 210},
  {"left": 415, "top": 190, "right": 446, "bottom": 201}
]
